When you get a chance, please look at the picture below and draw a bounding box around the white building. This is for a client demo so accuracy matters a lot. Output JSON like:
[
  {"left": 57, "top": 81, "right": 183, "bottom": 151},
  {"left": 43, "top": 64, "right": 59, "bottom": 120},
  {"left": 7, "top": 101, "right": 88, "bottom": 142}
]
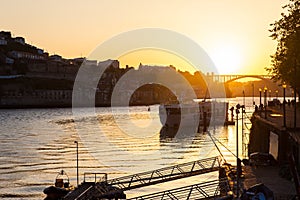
[
  {"left": 84, "top": 59, "right": 97, "bottom": 66},
  {"left": 98, "top": 59, "right": 119, "bottom": 69},
  {"left": 10, "top": 51, "right": 44, "bottom": 60}
]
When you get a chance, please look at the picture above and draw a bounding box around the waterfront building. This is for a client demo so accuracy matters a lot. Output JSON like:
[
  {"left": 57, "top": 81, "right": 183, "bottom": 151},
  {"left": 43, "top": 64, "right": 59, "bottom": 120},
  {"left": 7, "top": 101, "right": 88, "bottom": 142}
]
[
  {"left": 13, "top": 36, "right": 25, "bottom": 45},
  {"left": 0, "top": 31, "right": 11, "bottom": 39},
  {"left": 0, "top": 38, "right": 7, "bottom": 45},
  {"left": 9, "top": 50, "right": 45, "bottom": 60},
  {"left": 50, "top": 54, "right": 62, "bottom": 61}
]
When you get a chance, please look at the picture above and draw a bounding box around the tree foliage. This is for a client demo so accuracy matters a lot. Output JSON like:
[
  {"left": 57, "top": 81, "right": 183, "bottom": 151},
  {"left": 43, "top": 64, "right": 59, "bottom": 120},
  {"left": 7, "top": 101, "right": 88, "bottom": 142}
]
[{"left": 268, "top": 0, "right": 300, "bottom": 95}]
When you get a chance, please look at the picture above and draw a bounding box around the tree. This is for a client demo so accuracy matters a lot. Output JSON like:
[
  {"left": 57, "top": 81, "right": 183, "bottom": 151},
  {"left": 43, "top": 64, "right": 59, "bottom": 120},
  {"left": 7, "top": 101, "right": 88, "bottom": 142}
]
[{"left": 268, "top": 0, "right": 300, "bottom": 98}]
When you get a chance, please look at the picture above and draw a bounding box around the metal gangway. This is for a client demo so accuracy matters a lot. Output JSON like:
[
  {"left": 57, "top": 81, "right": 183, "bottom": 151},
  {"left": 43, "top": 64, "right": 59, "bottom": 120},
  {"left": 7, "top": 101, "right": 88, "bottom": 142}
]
[
  {"left": 107, "top": 156, "right": 222, "bottom": 190},
  {"left": 127, "top": 178, "right": 231, "bottom": 200},
  {"left": 64, "top": 156, "right": 223, "bottom": 200}
]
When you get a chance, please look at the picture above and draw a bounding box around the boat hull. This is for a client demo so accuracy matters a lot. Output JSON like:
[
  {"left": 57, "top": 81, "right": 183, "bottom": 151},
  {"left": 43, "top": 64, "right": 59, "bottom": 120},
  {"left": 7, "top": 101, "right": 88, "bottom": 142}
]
[{"left": 159, "top": 101, "right": 228, "bottom": 134}]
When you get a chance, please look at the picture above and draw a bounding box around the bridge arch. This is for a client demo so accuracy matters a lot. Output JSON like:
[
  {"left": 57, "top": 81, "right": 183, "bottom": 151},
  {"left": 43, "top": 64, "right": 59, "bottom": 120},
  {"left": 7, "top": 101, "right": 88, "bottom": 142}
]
[{"left": 225, "top": 75, "right": 272, "bottom": 83}]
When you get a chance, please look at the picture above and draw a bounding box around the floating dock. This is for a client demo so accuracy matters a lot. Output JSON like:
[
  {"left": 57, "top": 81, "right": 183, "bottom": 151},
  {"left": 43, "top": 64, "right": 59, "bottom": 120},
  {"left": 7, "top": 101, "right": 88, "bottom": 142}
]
[{"left": 63, "top": 156, "right": 232, "bottom": 200}]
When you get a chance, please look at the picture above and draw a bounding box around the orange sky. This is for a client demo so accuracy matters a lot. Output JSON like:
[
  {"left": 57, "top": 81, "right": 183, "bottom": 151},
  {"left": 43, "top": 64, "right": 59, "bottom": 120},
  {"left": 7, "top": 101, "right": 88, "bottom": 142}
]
[{"left": 1, "top": 0, "right": 289, "bottom": 74}]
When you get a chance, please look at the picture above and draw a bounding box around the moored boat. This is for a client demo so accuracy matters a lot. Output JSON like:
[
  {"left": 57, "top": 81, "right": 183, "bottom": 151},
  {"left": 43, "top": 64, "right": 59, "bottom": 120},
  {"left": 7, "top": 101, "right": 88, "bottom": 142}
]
[
  {"left": 159, "top": 100, "right": 229, "bottom": 133},
  {"left": 43, "top": 170, "right": 73, "bottom": 200}
]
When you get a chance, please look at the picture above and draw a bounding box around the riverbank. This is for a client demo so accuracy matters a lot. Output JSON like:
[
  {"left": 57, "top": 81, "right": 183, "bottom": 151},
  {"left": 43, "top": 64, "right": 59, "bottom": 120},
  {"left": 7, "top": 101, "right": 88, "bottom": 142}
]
[{"left": 247, "top": 101, "right": 300, "bottom": 198}]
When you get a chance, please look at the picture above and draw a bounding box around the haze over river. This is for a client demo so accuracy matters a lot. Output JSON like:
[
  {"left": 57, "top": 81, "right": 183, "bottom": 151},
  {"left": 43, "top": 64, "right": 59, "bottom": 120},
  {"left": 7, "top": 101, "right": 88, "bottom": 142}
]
[{"left": 0, "top": 97, "right": 264, "bottom": 199}]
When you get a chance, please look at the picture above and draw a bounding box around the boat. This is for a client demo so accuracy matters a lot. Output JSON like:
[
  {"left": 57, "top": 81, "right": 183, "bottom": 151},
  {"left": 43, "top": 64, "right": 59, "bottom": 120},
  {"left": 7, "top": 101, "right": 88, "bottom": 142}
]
[
  {"left": 43, "top": 170, "right": 73, "bottom": 200},
  {"left": 159, "top": 99, "right": 229, "bottom": 133}
]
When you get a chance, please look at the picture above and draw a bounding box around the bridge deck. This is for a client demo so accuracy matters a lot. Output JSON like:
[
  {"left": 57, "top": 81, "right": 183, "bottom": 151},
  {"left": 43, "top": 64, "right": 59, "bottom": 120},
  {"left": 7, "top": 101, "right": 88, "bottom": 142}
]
[{"left": 206, "top": 74, "right": 272, "bottom": 83}]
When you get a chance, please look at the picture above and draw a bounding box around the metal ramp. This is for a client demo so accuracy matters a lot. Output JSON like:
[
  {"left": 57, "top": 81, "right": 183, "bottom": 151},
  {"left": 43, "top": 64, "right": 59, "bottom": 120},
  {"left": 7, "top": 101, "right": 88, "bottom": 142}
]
[
  {"left": 64, "top": 156, "right": 222, "bottom": 200},
  {"left": 242, "top": 112, "right": 252, "bottom": 158},
  {"left": 63, "top": 182, "right": 95, "bottom": 200},
  {"left": 127, "top": 178, "right": 231, "bottom": 200},
  {"left": 107, "top": 156, "right": 222, "bottom": 190}
]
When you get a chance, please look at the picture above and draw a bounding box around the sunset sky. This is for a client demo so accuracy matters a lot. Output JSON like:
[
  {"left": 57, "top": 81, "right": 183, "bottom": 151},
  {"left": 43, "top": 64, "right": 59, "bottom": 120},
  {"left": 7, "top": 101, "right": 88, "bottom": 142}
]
[{"left": 1, "top": 0, "right": 289, "bottom": 74}]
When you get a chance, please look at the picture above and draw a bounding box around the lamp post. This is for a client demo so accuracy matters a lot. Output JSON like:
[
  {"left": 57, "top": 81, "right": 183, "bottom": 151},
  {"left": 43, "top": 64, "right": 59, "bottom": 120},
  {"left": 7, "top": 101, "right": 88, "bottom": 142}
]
[
  {"left": 259, "top": 88, "right": 262, "bottom": 108},
  {"left": 269, "top": 90, "right": 272, "bottom": 101},
  {"left": 264, "top": 86, "right": 268, "bottom": 119},
  {"left": 294, "top": 59, "right": 297, "bottom": 130},
  {"left": 243, "top": 90, "right": 245, "bottom": 107},
  {"left": 252, "top": 83, "right": 255, "bottom": 105},
  {"left": 235, "top": 104, "right": 241, "bottom": 198},
  {"left": 241, "top": 105, "right": 245, "bottom": 157},
  {"left": 294, "top": 88, "right": 297, "bottom": 130},
  {"left": 276, "top": 90, "right": 278, "bottom": 100},
  {"left": 74, "top": 141, "right": 79, "bottom": 187},
  {"left": 283, "top": 83, "right": 287, "bottom": 128}
]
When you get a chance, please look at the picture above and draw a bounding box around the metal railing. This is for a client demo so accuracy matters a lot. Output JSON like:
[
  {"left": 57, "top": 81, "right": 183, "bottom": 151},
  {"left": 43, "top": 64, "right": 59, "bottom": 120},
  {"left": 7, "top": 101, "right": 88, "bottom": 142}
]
[
  {"left": 64, "top": 156, "right": 222, "bottom": 200},
  {"left": 128, "top": 178, "right": 231, "bottom": 200},
  {"left": 83, "top": 172, "right": 107, "bottom": 183},
  {"left": 107, "top": 156, "right": 222, "bottom": 190}
]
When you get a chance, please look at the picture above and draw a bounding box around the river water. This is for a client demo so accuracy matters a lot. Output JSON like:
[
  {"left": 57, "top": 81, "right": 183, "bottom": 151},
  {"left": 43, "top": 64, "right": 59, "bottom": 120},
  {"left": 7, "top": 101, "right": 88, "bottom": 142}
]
[{"left": 0, "top": 97, "right": 260, "bottom": 199}]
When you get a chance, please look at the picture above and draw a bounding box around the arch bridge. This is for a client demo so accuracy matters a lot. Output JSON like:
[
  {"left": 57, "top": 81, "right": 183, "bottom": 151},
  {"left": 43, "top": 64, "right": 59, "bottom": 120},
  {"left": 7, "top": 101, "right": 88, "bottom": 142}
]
[{"left": 206, "top": 74, "right": 273, "bottom": 83}]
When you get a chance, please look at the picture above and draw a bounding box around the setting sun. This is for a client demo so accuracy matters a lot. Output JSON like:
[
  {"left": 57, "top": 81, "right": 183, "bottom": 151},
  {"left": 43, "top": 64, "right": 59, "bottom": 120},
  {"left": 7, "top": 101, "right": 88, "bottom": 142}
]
[{"left": 209, "top": 45, "right": 243, "bottom": 74}]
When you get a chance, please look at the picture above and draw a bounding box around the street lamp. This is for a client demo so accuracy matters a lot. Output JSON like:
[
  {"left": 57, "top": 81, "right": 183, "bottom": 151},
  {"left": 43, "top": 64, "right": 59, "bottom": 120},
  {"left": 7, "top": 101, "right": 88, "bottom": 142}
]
[
  {"left": 276, "top": 90, "right": 278, "bottom": 100},
  {"left": 269, "top": 90, "right": 272, "bottom": 101},
  {"left": 294, "top": 88, "right": 297, "bottom": 129},
  {"left": 241, "top": 105, "right": 245, "bottom": 157},
  {"left": 283, "top": 83, "right": 287, "bottom": 128},
  {"left": 243, "top": 90, "right": 245, "bottom": 107},
  {"left": 252, "top": 83, "right": 255, "bottom": 105},
  {"left": 259, "top": 88, "right": 262, "bottom": 108},
  {"left": 264, "top": 86, "right": 268, "bottom": 119},
  {"left": 235, "top": 104, "right": 241, "bottom": 198},
  {"left": 74, "top": 141, "right": 79, "bottom": 187}
]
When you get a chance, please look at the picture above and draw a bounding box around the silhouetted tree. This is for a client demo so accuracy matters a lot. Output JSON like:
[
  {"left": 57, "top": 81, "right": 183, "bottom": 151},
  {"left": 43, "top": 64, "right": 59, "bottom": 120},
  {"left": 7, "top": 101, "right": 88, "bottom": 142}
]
[{"left": 268, "top": 0, "right": 300, "bottom": 97}]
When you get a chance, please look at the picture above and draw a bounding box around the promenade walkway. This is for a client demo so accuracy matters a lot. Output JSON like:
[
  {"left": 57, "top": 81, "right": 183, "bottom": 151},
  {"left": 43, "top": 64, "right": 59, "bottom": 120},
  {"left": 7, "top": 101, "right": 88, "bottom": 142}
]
[
  {"left": 243, "top": 166, "right": 296, "bottom": 199},
  {"left": 247, "top": 101, "right": 300, "bottom": 198},
  {"left": 258, "top": 102, "right": 300, "bottom": 129}
]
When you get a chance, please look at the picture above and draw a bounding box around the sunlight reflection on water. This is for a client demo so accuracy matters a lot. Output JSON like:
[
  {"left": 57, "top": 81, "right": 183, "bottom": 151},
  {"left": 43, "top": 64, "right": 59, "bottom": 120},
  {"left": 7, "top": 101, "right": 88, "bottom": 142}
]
[{"left": 0, "top": 97, "right": 256, "bottom": 199}]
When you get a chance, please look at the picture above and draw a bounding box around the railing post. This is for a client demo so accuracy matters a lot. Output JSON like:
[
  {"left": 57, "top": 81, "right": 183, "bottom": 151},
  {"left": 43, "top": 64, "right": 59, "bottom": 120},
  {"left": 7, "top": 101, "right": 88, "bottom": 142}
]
[
  {"left": 191, "top": 162, "right": 196, "bottom": 172},
  {"left": 211, "top": 157, "right": 216, "bottom": 168}
]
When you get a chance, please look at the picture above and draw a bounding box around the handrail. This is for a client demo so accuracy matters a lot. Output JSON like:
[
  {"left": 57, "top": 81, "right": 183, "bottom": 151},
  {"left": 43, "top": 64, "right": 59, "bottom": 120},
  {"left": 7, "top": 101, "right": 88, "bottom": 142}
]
[
  {"left": 64, "top": 156, "right": 223, "bottom": 200},
  {"left": 107, "top": 156, "right": 222, "bottom": 190},
  {"left": 127, "top": 178, "right": 231, "bottom": 200},
  {"left": 83, "top": 172, "right": 107, "bottom": 183},
  {"left": 74, "top": 185, "right": 94, "bottom": 200}
]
